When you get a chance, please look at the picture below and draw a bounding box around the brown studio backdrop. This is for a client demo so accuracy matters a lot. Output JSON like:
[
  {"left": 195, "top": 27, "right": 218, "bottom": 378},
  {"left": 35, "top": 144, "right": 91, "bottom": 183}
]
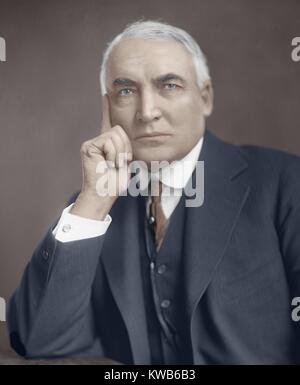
[{"left": 0, "top": 0, "right": 299, "bottom": 349}]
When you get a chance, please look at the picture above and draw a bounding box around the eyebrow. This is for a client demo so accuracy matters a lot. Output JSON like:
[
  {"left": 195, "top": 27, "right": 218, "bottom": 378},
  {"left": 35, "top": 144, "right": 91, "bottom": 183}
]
[
  {"left": 155, "top": 73, "right": 186, "bottom": 84},
  {"left": 112, "top": 73, "right": 186, "bottom": 88},
  {"left": 112, "top": 78, "right": 137, "bottom": 87}
]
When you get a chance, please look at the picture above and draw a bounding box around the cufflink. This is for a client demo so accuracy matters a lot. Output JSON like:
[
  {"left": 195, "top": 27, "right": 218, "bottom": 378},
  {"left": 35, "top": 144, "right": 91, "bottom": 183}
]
[{"left": 62, "top": 224, "right": 72, "bottom": 233}]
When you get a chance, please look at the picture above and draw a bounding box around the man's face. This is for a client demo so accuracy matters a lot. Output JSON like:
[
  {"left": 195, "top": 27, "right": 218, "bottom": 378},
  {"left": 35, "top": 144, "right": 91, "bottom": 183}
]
[{"left": 106, "top": 38, "right": 213, "bottom": 163}]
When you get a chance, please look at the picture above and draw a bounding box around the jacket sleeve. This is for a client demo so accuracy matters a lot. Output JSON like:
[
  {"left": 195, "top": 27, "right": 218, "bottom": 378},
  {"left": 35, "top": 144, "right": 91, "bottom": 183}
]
[
  {"left": 276, "top": 154, "right": 300, "bottom": 362},
  {"left": 277, "top": 155, "right": 300, "bottom": 295},
  {"left": 7, "top": 193, "right": 107, "bottom": 359}
]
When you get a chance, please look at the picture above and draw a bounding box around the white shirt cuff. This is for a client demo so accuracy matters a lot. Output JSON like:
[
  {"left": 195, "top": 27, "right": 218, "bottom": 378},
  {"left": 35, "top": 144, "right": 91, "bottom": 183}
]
[{"left": 52, "top": 203, "right": 112, "bottom": 243}]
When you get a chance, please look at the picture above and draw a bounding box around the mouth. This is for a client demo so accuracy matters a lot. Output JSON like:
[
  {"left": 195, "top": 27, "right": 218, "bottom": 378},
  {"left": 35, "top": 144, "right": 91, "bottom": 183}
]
[{"left": 135, "top": 133, "right": 172, "bottom": 141}]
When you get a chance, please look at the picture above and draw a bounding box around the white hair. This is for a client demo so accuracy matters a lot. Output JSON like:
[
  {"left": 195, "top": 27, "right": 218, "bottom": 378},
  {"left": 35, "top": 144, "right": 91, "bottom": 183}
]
[{"left": 99, "top": 20, "right": 210, "bottom": 95}]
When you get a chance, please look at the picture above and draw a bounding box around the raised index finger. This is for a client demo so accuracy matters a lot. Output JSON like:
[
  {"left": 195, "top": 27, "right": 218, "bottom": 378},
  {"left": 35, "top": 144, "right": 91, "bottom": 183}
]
[{"left": 101, "top": 94, "right": 112, "bottom": 132}]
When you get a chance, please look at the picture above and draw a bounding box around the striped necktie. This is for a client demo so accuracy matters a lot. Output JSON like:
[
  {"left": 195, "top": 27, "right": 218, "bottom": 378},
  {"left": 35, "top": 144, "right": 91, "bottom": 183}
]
[{"left": 149, "top": 180, "right": 169, "bottom": 252}]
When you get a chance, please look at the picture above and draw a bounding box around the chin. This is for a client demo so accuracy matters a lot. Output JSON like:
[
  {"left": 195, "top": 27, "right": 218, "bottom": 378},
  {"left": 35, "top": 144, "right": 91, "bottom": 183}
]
[{"left": 133, "top": 146, "right": 176, "bottom": 164}]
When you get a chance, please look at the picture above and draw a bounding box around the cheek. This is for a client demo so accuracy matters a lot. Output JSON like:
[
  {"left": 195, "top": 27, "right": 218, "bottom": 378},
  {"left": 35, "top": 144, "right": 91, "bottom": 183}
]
[
  {"left": 168, "top": 96, "right": 201, "bottom": 127},
  {"left": 111, "top": 105, "right": 136, "bottom": 134}
]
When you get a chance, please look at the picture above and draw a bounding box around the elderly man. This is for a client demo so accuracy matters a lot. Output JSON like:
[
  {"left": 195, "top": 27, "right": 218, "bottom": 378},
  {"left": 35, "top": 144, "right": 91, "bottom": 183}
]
[{"left": 8, "top": 20, "right": 300, "bottom": 364}]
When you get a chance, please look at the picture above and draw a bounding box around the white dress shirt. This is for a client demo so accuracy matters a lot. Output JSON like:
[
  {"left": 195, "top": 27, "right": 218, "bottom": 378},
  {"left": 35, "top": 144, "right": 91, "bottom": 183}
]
[{"left": 53, "top": 135, "right": 203, "bottom": 243}]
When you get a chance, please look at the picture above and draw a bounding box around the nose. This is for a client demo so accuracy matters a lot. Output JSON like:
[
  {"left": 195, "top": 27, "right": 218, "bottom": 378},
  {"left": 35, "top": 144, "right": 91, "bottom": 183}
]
[{"left": 136, "top": 89, "right": 161, "bottom": 123}]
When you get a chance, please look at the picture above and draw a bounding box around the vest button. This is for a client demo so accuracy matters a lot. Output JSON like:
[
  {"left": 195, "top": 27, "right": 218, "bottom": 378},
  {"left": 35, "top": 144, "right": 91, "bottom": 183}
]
[
  {"left": 157, "top": 264, "right": 167, "bottom": 274},
  {"left": 161, "top": 299, "right": 170, "bottom": 309},
  {"left": 42, "top": 250, "right": 49, "bottom": 261}
]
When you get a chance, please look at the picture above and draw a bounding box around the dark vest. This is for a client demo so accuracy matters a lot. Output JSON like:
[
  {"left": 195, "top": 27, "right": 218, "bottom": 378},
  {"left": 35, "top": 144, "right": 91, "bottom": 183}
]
[{"left": 138, "top": 192, "right": 192, "bottom": 364}]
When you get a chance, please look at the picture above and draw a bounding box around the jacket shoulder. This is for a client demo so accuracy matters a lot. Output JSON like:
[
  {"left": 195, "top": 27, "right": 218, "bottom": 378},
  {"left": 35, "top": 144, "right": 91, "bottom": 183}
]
[
  {"left": 236, "top": 144, "right": 300, "bottom": 181},
  {"left": 238, "top": 143, "right": 300, "bottom": 165}
]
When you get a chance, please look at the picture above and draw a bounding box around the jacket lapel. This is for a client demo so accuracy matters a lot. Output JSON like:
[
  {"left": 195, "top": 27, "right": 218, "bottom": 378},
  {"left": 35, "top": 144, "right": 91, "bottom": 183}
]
[
  {"left": 101, "top": 194, "right": 150, "bottom": 364},
  {"left": 181, "top": 131, "right": 250, "bottom": 353}
]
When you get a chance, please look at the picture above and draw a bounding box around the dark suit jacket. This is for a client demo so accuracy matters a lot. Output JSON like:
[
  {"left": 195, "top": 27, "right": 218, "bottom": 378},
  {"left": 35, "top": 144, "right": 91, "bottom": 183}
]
[{"left": 7, "top": 130, "right": 300, "bottom": 364}]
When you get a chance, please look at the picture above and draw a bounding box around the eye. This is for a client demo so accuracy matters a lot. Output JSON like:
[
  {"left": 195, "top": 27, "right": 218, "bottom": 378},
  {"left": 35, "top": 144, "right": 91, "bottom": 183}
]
[
  {"left": 118, "top": 88, "right": 135, "bottom": 96},
  {"left": 163, "top": 83, "right": 180, "bottom": 90}
]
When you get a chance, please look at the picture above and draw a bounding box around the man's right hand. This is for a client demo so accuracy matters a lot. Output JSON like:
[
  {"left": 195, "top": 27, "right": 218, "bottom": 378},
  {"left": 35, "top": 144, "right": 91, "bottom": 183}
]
[{"left": 70, "top": 95, "right": 133, "bottom": 220}]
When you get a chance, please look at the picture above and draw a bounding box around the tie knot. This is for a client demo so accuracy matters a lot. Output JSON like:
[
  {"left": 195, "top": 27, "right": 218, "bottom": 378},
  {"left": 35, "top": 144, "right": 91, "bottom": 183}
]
[{"left": 150, "top": 179, "right": 163, "bottom": 203}]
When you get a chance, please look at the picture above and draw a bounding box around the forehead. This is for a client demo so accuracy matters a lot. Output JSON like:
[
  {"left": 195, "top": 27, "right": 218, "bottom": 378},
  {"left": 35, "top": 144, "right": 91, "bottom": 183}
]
[{"left": 106, "top": 37, "right": 196, "bottom": 83}]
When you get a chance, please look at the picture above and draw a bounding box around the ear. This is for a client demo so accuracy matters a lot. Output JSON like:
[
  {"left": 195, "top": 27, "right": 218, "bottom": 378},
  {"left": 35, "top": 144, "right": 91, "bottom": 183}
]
[{"left": 200, "top": 79, "right": 213, "bottom": 117}]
